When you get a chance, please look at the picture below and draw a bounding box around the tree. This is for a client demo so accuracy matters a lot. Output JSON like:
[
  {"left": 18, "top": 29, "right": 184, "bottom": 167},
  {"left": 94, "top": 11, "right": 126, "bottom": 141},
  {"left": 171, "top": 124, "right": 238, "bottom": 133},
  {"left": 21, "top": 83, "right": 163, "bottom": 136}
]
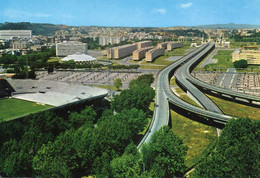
[
  {"left": 193, "top": 118, "right": 260, "bottom": 177},
  {"left": 112, "top": 85, "right": 155, "bottom": 113},
  {"left": 129, "top": 74, "right": 154, "bottom": 88},
  {"left": 114, "top": 78, "right": 122, "bottom": 90},
  {"left": 233, "top": 59, "right": 248, "bottom": 68},
  {"left": 141, "top": 126, "right": 188, "bottom": 177}
]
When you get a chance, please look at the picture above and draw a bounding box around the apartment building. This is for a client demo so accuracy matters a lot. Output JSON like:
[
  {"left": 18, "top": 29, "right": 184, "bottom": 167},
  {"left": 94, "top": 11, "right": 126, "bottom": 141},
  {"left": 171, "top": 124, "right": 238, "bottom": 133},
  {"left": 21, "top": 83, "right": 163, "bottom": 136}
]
[
  {"left": 145, "top": 47, "right": 165, "bottom": 62},
  {"left": 137, "top": 40, "right": 152, "bottom": 49},
  {"left": 0, "top": 30, "right": 32, "bottom": 40},
  {"left": 157, "top": 42, "right": 169, "bottom": 49},
  {"left": 167, "top": 42, "right": 183, "bottom": 51},
  {"left": 232, "top": 48, "right": 260, "bottom": 65},
  {"left": 132, "top": 46, "right": 153, "bottom": 61},
  {"left": 56, "top": 41, "right": 88, "bottom": 56},
  {"left": 107, "top": 43, "right": 137, "bottom": 59}
]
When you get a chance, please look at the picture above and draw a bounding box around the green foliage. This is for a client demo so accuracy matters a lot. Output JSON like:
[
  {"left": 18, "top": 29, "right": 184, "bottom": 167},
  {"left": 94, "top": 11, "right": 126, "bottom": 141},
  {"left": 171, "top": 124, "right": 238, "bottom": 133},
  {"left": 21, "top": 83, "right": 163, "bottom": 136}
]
[
  {"left": 111, "top": 85, "right": 155, "bottom": 113},
  {"left": 141, "top": 126, "right": 188, "bottom": 177},
  {"left": 114, "top": 78, "right": 122, "bottom": 90},
  {"left": 129, "top": 74, "right": 154, "bottom": 88},
  {"left": 193, "top": 118, "right": 260, "bottom": 177},
  {"left": 233, "top": 59, "right": 248, "bottom": 68}
]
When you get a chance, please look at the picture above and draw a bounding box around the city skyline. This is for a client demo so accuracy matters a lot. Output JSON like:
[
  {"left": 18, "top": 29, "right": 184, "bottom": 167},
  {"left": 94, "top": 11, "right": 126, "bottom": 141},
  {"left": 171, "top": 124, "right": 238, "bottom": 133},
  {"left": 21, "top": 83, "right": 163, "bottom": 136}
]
[{"left": 1, "top": 0, "right": 260, "bottom": 27}]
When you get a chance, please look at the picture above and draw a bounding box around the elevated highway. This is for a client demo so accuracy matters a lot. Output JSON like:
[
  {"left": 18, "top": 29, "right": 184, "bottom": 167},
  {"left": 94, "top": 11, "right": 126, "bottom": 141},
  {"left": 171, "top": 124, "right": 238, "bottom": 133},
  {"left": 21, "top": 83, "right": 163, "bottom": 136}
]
[{"left": 138, "top": 43, "right": 232, "bottom": 149}]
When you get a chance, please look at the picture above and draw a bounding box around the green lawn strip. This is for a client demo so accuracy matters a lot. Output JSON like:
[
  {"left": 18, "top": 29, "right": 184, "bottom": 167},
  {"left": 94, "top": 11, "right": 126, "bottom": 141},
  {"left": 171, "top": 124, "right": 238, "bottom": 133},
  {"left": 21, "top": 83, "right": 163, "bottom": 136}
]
[
  {"left": 140, "top": 65, "right": 165, "bottom": 70},
  {"left": 172, "top": 87, "right": 203, "bottom": 108},
  {"left": 0, "top": 98, "right": 53, "bottom": 122},
  {"left": 204, "top": 50, "right": 234, "bottom": 70},
  {"left": 47, "top": 58, "right": 61, "bottom": 63},
  {"left": 207, "top": 95, "right": 260, "bottom": 120},
  {"left": 90, "top": 85, "right": 118, "bottom": 91},
  {"left": 171, "top": 109, "right": 217, "bottom": 167},
  {"left": 170, "top": 77, "right": 178, "bottom": 86}
]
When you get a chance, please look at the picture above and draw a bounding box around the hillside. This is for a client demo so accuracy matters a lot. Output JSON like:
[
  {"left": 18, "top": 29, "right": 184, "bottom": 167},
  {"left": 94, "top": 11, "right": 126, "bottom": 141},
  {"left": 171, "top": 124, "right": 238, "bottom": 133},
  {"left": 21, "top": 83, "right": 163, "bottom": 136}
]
[
  {"left": 195, "top": 23, "right": 260, "bottom": 29},
  {"left": 0, "top": 22, "right": 62, "bottom": 36}
]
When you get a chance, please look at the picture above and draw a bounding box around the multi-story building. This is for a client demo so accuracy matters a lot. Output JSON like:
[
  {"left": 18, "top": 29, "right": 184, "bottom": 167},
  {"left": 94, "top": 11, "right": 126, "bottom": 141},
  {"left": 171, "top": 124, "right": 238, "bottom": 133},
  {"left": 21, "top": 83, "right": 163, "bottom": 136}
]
[
  {"left": 132, "top": 46, "right": 153, "bottom": 61},
  {"left": 137, "top": 40, "right": 152, "bottom": 49},
  {"left": 56, "top": 41, "right": 88, "bottom": 56},
  {"left": 107, "top": 43, "right": 137, "bottom": 59},
  {"left": 0, "top": 30, "right": 32, "bottom": 40},
  {"left": 167, "top": 42, "right": 183, "bottom": 51},
  {"left": 12, "top": 40, "right": 29, "bottom": 49},
  {"left": 145, "top": 47, "right": 165, "bottom": 62},
  {"left": 99, "top": 36, "right": 127, "bottom": 46},
  {"left": 232, "top": 48, "right": 260, "bottom": 65},
  {"left": 157, "top": 42, "right": 169, "bottom": 49}
]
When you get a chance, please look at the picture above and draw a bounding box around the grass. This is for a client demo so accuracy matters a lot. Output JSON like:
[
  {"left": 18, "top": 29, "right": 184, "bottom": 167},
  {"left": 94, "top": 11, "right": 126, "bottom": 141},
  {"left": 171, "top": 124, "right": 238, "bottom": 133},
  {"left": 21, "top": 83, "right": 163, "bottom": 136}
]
[
  {"left": 172, "top": 87, "right": 202, "bottom": 108},
  {"left": 207, "top": 95, "right": 260, "bottom": 120},
  {"left": 47, "top": 58, "right": 61, "bottom": 63},
  {"left": 90, "top": 85, "right": 118, "bottom": 91},
  {"left": 171, "top": 109, "right": 217, "bottom": 167},
  {"left": 204, "top": 50, "right": 234, "bottom": 70},
  {"left": 140, "top": 65, "right": 165, "bottom": 70},
  {"left": 170, "top": 77, "right": 177, "bottom": 86},
  {"left": 0, "top": 98, "right": 53, "bottom": 122}
]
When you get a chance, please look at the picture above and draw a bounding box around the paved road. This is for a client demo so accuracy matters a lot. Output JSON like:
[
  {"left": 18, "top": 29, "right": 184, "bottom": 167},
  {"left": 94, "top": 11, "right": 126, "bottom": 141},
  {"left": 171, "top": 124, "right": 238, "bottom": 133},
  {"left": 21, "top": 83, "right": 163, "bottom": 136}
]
[
  {"left": 137, "top": 43, "right": 232, "bottom": 150},
  {"left": 199, "top": 48, "right": 218, "bottom": 68}
]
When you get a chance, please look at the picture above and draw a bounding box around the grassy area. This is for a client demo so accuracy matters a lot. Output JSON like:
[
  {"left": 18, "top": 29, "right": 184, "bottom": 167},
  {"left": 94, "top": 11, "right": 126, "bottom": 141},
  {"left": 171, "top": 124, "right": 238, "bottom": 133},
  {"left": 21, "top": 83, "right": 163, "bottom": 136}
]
[
  {"left": 172, "top": 87, "right": 202, "bottom": 108},
  {"left": 47, "top": 58, "right": 61, "bottom": 63},
  {"left": 0, "top": 98, "right": 53, "bottom": 122},
  {"left": 207, "top": 95, "right": 260, "bottom": 120},
  {"left": 170, "top": 77, "right": 177, "bottom": 86},
  {"left": 171, "top": 110, "right": 217, "bottom": 167},
  {"left": 204, "top": 50, "right": 234, "bottom": 70},
  {"left": 140, "top": 65, "right": 165, "bottom": 70},
  {"left": 229, "top": 41, "right": 260, "bottom": 49},
  {"left": 90, "top": 85, "right": 118, "bottom": 91}
]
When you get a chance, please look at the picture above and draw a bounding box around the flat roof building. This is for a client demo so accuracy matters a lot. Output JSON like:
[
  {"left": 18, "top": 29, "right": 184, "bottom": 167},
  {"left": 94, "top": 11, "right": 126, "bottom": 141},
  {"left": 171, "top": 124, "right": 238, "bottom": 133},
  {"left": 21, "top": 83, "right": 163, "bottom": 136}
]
[
  {"left": 167, "top": 42, "right": 183, "bottom": 51},
  {"left": 56, "top": 41, "right": 88, "bottom": 57},
  {"left": 232, "top": 48, "right": 260, "bottom": 65},
  {"left": 145, "top": 47, "right": 165, "bottom": 62},
  {"left": 157, "top": 42, "right": 169, "bottom": 49},
  {"left": 132, "top": 46, "right": 153, "bottom": 61},
  {"left": 0, "top": 30, "right": 32, "bottom": 40},
  {"left": 107, "top": 43, "right": 137, "bottom": 59},
  {"left": 137, "top": 40, "right": 152, "bottom": 49}
]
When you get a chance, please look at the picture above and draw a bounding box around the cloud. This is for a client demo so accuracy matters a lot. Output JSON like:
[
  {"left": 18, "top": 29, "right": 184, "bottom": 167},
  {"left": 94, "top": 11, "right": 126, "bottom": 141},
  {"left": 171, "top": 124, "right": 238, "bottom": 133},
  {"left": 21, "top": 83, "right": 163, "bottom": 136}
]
[
  {"left": 155, "top": 8, "right": 167, "bottom": 15},
  {"left": 4, "top": 9, "right": 50, "bottom": 18},
  {"left": 181, "top": 3, "right": 193, "bottom": 9}
]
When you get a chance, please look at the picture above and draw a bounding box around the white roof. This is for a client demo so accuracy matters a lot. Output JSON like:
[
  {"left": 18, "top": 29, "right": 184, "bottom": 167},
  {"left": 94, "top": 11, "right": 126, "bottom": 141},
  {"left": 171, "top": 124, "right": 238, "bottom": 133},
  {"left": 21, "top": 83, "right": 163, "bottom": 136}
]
[{"left": 61, "top": 53, "right": 96, "bottom": 62}]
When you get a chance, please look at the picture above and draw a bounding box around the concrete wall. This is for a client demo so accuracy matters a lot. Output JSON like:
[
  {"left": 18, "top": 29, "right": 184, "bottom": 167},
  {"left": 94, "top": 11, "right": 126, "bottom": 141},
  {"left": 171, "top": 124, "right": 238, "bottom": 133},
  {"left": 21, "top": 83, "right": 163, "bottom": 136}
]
[
  {"left": 56, "top": 41, "right": 88, "bottom": 57},
  {"left": 167, "top": 42, "right": 183, "bottom": 51},
  {"left": 145, "top": 47, "right": 165, "bottom": 62},
  {"left": 132, "top": 46, "right": 153, "bottom": 61}
]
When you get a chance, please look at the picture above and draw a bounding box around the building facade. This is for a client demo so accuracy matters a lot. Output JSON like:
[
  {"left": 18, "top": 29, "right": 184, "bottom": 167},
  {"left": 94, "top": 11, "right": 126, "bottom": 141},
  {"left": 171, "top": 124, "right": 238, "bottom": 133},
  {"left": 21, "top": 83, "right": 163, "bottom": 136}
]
[
  {"left": 12, "top": 40, "right": 29, "bottom": 49},
  {"left": 145, "top": 47, "right": 165, "bottom": 62},
  {"left": 157, "top": 42, "right": 169, "bottom": 49},
  {"left": 232, "top": 49, "right": 260, "bottom": 65},
  {"left": 0, "top": 30, "right": 32, "bottom": 40},
  {"left": 167, "top": 42, "right": 183, "bottom": 51},
  {"left": 107, "top": 43, "right": 137, "bottom": 59},
  {"left": 56, "top": 41, "right": 88, "bottom": 56},
  {"left": 132, "top": 46, "right": 153, "bottom": 61},
  {"left": 137, "top": 40, "right": 152, "bottom": 49}
]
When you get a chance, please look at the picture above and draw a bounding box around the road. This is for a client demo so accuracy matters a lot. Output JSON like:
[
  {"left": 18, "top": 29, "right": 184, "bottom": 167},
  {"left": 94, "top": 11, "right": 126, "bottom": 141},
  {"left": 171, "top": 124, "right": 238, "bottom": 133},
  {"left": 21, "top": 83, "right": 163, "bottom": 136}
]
[{"left": 137, "top": 43, "right": 232, "bottom": 150}]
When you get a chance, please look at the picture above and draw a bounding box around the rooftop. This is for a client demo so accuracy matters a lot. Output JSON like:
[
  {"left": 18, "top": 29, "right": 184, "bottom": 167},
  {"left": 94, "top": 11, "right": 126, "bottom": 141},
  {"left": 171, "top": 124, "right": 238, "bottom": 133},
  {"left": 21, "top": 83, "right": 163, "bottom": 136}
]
[
  {"left": 61, "top": 53, "right": 96, "bottom": 62},
  {"left": 6, "top": 79, "right": 108, "bottom": 106}
]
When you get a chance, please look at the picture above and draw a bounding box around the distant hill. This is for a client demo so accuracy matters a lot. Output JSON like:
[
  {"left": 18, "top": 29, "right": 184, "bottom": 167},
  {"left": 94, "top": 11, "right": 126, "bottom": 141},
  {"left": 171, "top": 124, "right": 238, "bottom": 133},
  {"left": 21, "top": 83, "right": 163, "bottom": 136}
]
[
  {"left": 195, "top": 23, "right": 260, "bottom": 29},
  {"left": 0, "top": 22, "right": 62, "bottom": 36}
]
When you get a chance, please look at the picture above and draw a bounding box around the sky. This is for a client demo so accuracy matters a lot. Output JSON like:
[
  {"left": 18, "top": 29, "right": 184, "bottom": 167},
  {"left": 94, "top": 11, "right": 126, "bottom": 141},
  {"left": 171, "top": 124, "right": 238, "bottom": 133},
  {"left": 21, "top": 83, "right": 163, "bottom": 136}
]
[{"left": 0, "top": 0, "right": 260, "bottom": 27}]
